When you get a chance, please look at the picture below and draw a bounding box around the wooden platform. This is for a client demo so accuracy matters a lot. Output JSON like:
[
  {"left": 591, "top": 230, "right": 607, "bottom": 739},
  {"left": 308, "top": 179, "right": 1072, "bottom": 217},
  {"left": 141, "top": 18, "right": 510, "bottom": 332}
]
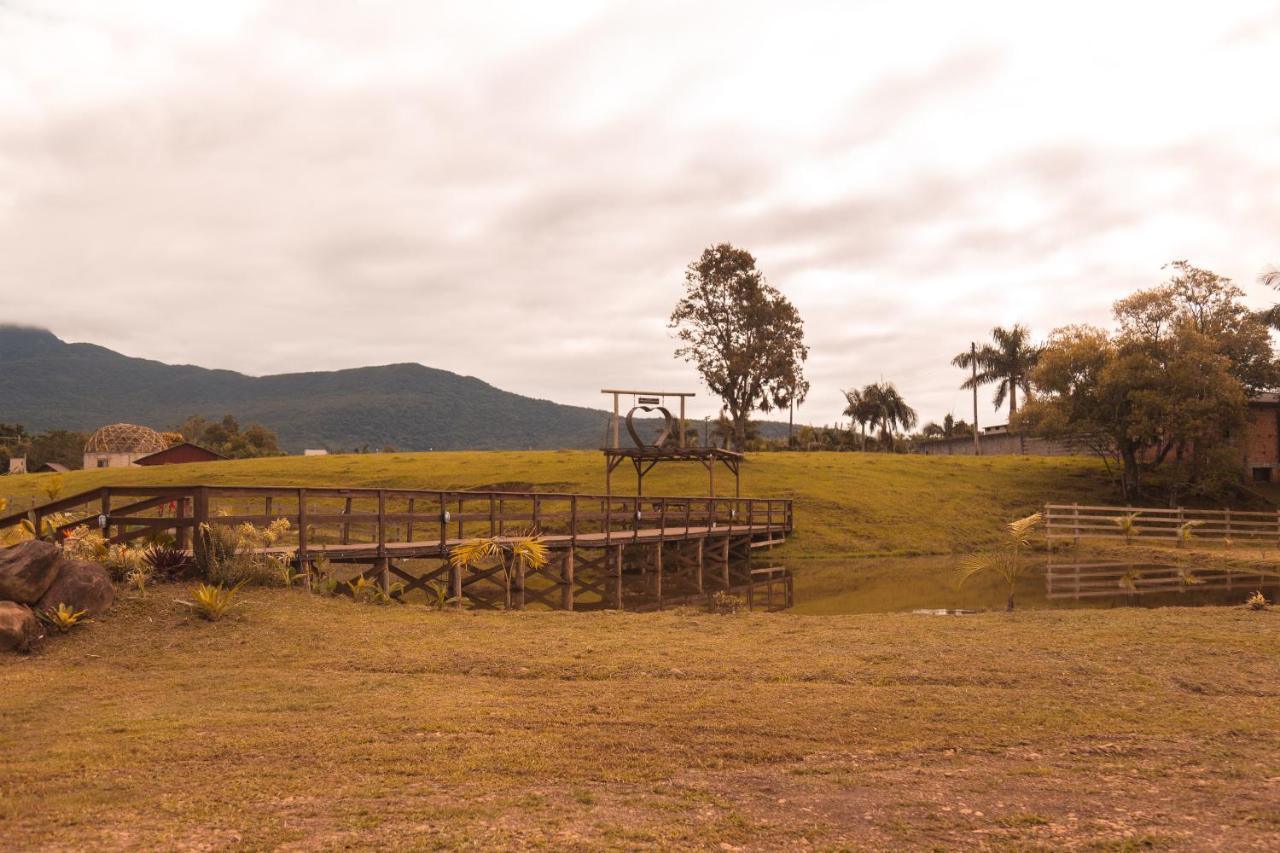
[{"left": 0, "top": 484, "right": 794, "bottom": 612}]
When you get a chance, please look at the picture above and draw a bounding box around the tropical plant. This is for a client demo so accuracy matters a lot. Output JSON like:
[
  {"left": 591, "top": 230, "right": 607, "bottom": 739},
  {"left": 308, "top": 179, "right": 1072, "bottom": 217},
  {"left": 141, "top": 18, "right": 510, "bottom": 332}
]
[
  {"left": 194, "top": 518, "right": 296, "bottom": 586},
  {"left": 142, "top": 543, "right": 196, "bottom": 580},
  {"left": 957, "top": 512, "right": 1042, "bottom": 611},
  {"left": 1175, "top": 520, "right": 1203, "bottom": 549},
  {"left": 952, "top": 324, "right": 1041, "bottom": 418},
  {"left": 1246, "top": 590, "right": 1270, "bottom": 610},
  {"left": 449, "top": 534, "right": 550, "bottom": 610},
  {"left": 178, "top": 581, "right": 247, "bottom": 621},
  {"left": 39, "top": 603, "right": 89, "bottom": 633},
  {"left": 42, "top": 474, "right": 65, "bottom": 502},
  {"left": 1113, "top": 512, "right": 1141, "bottom": 545},
  {"left": 841, "top": 387, "right": 881, "bottom": 451},
  {"left": 860, "top": 382, "right": 917, "bottom": 451}
]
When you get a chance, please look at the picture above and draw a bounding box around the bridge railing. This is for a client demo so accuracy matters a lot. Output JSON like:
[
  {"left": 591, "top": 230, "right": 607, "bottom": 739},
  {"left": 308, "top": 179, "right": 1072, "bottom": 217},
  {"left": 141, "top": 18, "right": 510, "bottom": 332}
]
[{"left": 0, "top": 485, "right": 793, "bottom": 558}]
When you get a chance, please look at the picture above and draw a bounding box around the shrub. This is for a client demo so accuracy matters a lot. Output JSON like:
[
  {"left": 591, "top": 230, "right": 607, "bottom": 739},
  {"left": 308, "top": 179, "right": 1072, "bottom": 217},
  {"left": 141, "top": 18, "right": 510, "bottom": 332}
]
[
  {"left": 710, "top": 591, "right": 745, "bottom": 614},
  {"left": 1246, "top": 591, "right": 1270, "bottom": 611},
  {"left": 178, "top": 582, "right": 246, "bottom": 621},
  {"left": 143, "top": 543, "right": 198, "bottom": 581},
  {"left": 39, "top": 603, "right": 89, "bottom": 633},
  {"left": 195, "top": 519, "right": 296, "bottom": 587}
]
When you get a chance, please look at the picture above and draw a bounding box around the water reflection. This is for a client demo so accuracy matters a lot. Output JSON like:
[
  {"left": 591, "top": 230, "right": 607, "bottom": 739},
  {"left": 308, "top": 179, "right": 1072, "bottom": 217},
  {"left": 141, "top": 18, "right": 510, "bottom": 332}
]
[{"left": 1045, "top": 560, "right": 1280, "bottom": 604}]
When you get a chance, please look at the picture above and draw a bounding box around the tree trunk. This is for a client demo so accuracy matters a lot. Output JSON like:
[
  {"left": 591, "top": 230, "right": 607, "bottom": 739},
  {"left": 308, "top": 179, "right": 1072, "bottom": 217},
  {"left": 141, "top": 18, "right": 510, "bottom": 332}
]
[
  {"left": 1008, "top": 382, "right": 1017, "bottom": 418},
  {"left": 1006, "top": 591, "right": 1015, "bottom": 612},
  {"left": 1120, "top": 445, "right": 1141, "bottom": 501}
]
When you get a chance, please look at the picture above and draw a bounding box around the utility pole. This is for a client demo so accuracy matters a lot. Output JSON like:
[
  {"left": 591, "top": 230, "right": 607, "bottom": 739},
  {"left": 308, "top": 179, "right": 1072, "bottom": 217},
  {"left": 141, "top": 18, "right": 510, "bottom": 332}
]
[
  {"left": 788, "top": 389, "right": 795, "bottom": 449},
  {"left": 971, "top": 341, "right": 982, "bottom": 456}
]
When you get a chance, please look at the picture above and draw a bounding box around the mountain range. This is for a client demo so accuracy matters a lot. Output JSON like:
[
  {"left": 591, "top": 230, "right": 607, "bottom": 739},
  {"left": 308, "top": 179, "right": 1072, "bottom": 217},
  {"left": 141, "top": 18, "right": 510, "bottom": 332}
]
[{"left": 0, "top": 325, "right": 786, "bottom": 452}]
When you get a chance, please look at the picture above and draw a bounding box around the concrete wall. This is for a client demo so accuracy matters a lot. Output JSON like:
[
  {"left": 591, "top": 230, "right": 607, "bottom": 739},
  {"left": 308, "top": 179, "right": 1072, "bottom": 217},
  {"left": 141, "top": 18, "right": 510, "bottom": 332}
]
[{"left": 917, "top": 432, "right": 1086, "bottom": 457}]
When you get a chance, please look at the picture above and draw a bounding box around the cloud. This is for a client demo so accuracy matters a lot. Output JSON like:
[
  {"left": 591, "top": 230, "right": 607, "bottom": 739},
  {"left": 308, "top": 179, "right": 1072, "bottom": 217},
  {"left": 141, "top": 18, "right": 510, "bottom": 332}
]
[{"left": 1, "top": 1, "right": 1278, "bottom": 431}]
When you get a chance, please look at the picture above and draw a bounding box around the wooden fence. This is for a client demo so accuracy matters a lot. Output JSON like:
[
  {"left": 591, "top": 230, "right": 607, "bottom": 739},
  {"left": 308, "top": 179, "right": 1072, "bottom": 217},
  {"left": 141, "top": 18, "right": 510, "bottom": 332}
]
[{"left": 1045, "top": 503, "right": 1280, "bottom": 545}]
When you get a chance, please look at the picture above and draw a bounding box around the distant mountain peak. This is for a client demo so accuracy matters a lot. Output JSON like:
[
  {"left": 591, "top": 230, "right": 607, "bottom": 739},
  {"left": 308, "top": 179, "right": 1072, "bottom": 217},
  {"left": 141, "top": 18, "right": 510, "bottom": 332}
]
[{"left": 0, "top": 325, "right": 64, "bottom": 359}]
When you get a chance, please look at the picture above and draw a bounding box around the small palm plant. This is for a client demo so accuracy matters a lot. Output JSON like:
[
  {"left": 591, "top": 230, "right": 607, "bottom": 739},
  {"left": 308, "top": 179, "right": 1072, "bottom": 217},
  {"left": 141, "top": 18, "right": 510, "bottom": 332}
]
[
  {"left": 178, "top": 581, "right": 247, "bottom": 621},
  {"left": 1175, "top": 520, "right": 1202, "bottom": 549},
  {"left": 1113, "top": 512, "right": 1141, "bottom": 545},
  {"left": 958, "top": 513, "right": 1042, "bottom": 611},
  {"left": 449, "top": 534, "right": 550, "bottom": 610},
  {"left": 39, "top": 603, "right": 89, "bottom": 633}
]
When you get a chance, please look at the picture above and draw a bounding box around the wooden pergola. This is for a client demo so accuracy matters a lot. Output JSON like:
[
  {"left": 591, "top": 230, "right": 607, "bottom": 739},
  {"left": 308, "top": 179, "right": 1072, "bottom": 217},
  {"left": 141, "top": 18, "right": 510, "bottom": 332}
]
[{"left": 600, "top": 388, "right": 743, "bottom": 497}]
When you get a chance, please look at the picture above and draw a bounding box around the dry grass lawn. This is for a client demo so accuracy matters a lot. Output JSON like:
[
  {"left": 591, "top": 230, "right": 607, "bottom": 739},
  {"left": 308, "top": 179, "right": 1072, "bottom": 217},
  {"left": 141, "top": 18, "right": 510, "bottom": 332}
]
[{"left": 3, "top": 588, "right": 1279, "bottom": 850}]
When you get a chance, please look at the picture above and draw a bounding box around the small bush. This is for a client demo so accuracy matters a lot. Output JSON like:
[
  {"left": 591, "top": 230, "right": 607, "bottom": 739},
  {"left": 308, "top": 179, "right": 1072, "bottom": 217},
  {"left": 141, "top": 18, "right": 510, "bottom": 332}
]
[
  {"left": 195, "top": 520, "right": 296, "bottom": 587},
  {"left": 143, "top": 543, "right": 198, "bottom": 581},
  {"left": 710, "top": 591, "right": 746, "bottom": 614},
  {"left": 178, "top": 582, "right": 246, "bottom": 621},
  {"left": 39, "top": 603, "right": 89, "bottom": 633},
  {"left": 1246, "top": 591, "right": 1270, "bottom": 611}
]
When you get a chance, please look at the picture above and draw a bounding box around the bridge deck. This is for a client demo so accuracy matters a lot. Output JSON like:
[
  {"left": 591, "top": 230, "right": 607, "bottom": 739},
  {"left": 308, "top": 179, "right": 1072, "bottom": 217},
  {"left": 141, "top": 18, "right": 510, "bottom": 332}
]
[{"left": 0, "top": 484, "right": 795, "bottom": 611}]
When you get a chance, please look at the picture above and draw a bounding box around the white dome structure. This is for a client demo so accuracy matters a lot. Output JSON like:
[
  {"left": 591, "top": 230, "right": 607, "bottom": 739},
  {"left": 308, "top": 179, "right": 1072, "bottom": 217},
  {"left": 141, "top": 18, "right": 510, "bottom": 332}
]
[{"left": 83, "top": 423, "right": 168, "bottom": 469}]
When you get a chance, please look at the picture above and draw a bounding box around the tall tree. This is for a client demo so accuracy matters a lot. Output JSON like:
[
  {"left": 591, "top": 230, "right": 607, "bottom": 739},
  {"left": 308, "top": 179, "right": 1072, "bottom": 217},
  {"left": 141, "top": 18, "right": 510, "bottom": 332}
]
[
  {"left": 670, "top": 244, "right": 808, "bottom": 450},
  {"left": 841, "top": 387, "right": 878, "bottom": 451},
  {"left": 952, "top": 325, "right": 1041, "bottom": 419},
  {"left": 861, "top": 382, "right": 918, "bottom": 451},
  {"left": 1253, "top": 265, "right": 1280, "bottom": 331}
]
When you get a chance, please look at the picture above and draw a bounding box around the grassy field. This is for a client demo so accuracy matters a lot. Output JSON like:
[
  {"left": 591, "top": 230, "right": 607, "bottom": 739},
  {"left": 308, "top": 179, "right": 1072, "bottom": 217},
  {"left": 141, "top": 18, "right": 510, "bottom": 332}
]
[
  {"left": 1, "top": 449, "right": 1115, "bottom": 560},
  {"left": 2, "top": 589, "right": 1278, "bottom": 849}
]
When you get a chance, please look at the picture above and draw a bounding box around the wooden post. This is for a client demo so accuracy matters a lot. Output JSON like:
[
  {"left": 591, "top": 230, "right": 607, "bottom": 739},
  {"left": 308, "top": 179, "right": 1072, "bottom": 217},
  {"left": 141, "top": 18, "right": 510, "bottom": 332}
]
[
  {"left": 1225, "top": 507, "right": 1233, "bottom": 547},
  {"left": 296, "top": 489, "right": 308, "bottom": 566},
  {"left": 570, "top": 495, "right": 578, "bottom": 545},
  {"left": 176, "top": 496, "right": 189, "bottom": 550},
  {"left": 406, "top": 497, "right": 415, "bottom": 543},
  {"left": 611, "top": 392, "right": 620, "bottom": 448},
  {"left": 679, "top": 396, "right": 686, "bottom": 448},
  {"left": 341, "top": 496, "right": 352, "bottom": 545},
  {"left": 451, "top": 555, "right": 463, "bottom": 610},
  {"left": 695, "top": 538, "right": 704, "bottom": 592},
  {"left": 516, "top": 553, "right": 525, "bottom": 610},
  {"left": 489, "top": 495, "right": 496, "bottom": 538},
  {"left": 439, "top": 493, "right": 448, "bottom": 552},
  {"left": 1073, "top": 503, "right": 1080, "bottom": 546},
  {"left": 376, "top": 490, "right": 388, "bottom": 595},
  {"left": 655, "top": 541, "right": 663, "bottom": 609},
  {"left": 562, "top": 547, "right": 575, "bottom": 611},
  {"left": 614, "top": 544, "right": 624, "bottom": 610}
]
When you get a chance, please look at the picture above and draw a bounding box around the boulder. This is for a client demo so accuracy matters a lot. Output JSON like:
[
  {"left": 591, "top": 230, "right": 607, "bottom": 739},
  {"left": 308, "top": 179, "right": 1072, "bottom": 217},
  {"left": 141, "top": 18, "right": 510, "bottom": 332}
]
[
  {"left": 37, "top": 559, "right": 114, "bottom": 618},
  {"left": 0, "top": 540, "right": 63, "bottom": 604},
  {"left": 0, "top": 601, "right": 42, "bottom": 653}
]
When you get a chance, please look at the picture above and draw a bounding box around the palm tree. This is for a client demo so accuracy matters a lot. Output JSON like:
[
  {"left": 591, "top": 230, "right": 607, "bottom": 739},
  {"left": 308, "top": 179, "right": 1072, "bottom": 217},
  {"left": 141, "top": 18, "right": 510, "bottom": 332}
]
[
  {"left": 1257, "top": 267, "right": 1280, "bottom": 331},
  {"left": 862, "top": 382, "right": 917, "bottom": 451},
  {"left": 952, "top": 324, "right": 1041, "bottom": 419},
  {"left": 841, "top": 388, "right": 876, "bottom": 451}
]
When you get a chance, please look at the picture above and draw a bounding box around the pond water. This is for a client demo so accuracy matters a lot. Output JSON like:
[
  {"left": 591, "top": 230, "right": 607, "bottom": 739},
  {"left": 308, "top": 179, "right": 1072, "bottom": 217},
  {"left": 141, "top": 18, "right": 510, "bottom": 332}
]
[{"left": 789, "top": 555, "right": 1280, "bottom": 615}]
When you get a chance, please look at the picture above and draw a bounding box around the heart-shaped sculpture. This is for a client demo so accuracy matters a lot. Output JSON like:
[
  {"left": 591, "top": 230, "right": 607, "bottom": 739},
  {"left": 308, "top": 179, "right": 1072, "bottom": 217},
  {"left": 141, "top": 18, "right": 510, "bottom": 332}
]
[{"left": 625, "top": 405, "right": 675, "bottom": 449}]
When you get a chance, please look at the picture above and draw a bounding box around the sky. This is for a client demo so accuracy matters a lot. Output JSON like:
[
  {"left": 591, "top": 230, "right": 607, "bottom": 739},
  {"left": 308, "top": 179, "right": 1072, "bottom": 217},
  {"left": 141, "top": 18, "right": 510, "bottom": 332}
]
[{"left": 2, "top": 1, "right": 1279, "bottom": 428}]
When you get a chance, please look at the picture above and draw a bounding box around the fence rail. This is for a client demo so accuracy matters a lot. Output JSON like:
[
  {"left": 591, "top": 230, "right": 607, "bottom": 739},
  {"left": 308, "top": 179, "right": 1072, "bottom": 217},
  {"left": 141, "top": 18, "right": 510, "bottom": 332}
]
[{"left": 1045, "top": 503, "right": 1280, "bottom": 544}]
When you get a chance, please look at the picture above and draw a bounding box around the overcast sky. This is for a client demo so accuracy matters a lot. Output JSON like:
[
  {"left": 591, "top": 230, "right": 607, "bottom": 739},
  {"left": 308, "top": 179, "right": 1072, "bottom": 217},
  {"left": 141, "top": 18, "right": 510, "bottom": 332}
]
[{"left": 2, "top": 1, "right": 1278, "bottom": 427}]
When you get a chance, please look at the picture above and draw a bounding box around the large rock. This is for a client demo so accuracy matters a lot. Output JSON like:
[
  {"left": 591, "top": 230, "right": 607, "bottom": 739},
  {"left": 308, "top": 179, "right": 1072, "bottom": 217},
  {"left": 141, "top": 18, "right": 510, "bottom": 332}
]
[
  {"left": 0, "top": 601, "right": 42, "bottom": 653},
  {"left": 37, "top": 559, "right": 114, "bottom": 618},
  {"left": 0, "top": 540, "right": 63, "bottom": 604}
]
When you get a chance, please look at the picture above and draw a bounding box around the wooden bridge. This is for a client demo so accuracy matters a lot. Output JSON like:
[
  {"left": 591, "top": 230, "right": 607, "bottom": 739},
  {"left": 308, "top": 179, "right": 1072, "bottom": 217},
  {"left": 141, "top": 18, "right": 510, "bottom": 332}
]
[{"left": 0, "top": 485, "right": 794, "bottom": 612}]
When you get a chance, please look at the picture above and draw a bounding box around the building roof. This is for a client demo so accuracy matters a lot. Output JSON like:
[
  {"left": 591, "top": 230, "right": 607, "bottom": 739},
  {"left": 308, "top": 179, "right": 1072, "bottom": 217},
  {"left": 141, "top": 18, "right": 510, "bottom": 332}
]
[
  {"left": 34, "top": 462, "right": 70, "bottom": 473},
  {"left": 83, "top": 423, "right": 168, "bottom": 454},
  {"left": 133, "top": 442, "right": 226, "bottom": 466}
]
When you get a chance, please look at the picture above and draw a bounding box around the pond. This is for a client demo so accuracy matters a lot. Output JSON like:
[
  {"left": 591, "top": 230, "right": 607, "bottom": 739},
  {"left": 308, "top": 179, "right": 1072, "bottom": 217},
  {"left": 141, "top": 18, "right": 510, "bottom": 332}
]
[{"left": 789, "top": 555, "right": 1280, "bottom": 615}]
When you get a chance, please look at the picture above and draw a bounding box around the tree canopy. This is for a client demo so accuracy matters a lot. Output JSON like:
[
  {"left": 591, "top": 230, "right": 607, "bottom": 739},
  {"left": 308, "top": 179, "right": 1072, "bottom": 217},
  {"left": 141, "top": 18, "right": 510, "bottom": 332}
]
[
  {"left": 670, "top": 243, "right": 808, "bottom": 450},
  {"left": 1019, "top": 262, "right": 1271, "bottom": 500},
  {"left": 952, "top": 324, "right": 1041, "bottom": 417}
]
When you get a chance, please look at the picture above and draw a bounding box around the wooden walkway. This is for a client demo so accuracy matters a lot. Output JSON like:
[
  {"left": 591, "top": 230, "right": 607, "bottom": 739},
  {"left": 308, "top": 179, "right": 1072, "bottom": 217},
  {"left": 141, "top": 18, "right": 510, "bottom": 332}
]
[{"left": 0, "top": 485, "right": 794, "bottom": 612}]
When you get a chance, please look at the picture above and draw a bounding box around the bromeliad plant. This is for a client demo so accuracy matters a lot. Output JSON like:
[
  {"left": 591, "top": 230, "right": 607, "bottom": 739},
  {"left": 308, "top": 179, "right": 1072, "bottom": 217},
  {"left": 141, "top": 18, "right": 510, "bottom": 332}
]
[
  {"left": 39, "top": 603, "right": 89, "bottom": 633},
  {"left": 178, "top": 581, "right": 247, "bottom": 621},
  {"left": 957, "top": 512, "right": 1042, "bottom": 612},
  {"left": 449, "top": 534, "right": 550, "bottom": 610},
  {"left": 1113, "top": 512, "right": 1141, "bottom": 545}
]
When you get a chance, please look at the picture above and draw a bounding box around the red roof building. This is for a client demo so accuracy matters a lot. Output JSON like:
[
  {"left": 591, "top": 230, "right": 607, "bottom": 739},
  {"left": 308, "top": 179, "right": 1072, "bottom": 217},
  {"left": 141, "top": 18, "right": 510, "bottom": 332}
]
[{"left": 133, "top": 442, "right": 226, "bottom": 467}]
